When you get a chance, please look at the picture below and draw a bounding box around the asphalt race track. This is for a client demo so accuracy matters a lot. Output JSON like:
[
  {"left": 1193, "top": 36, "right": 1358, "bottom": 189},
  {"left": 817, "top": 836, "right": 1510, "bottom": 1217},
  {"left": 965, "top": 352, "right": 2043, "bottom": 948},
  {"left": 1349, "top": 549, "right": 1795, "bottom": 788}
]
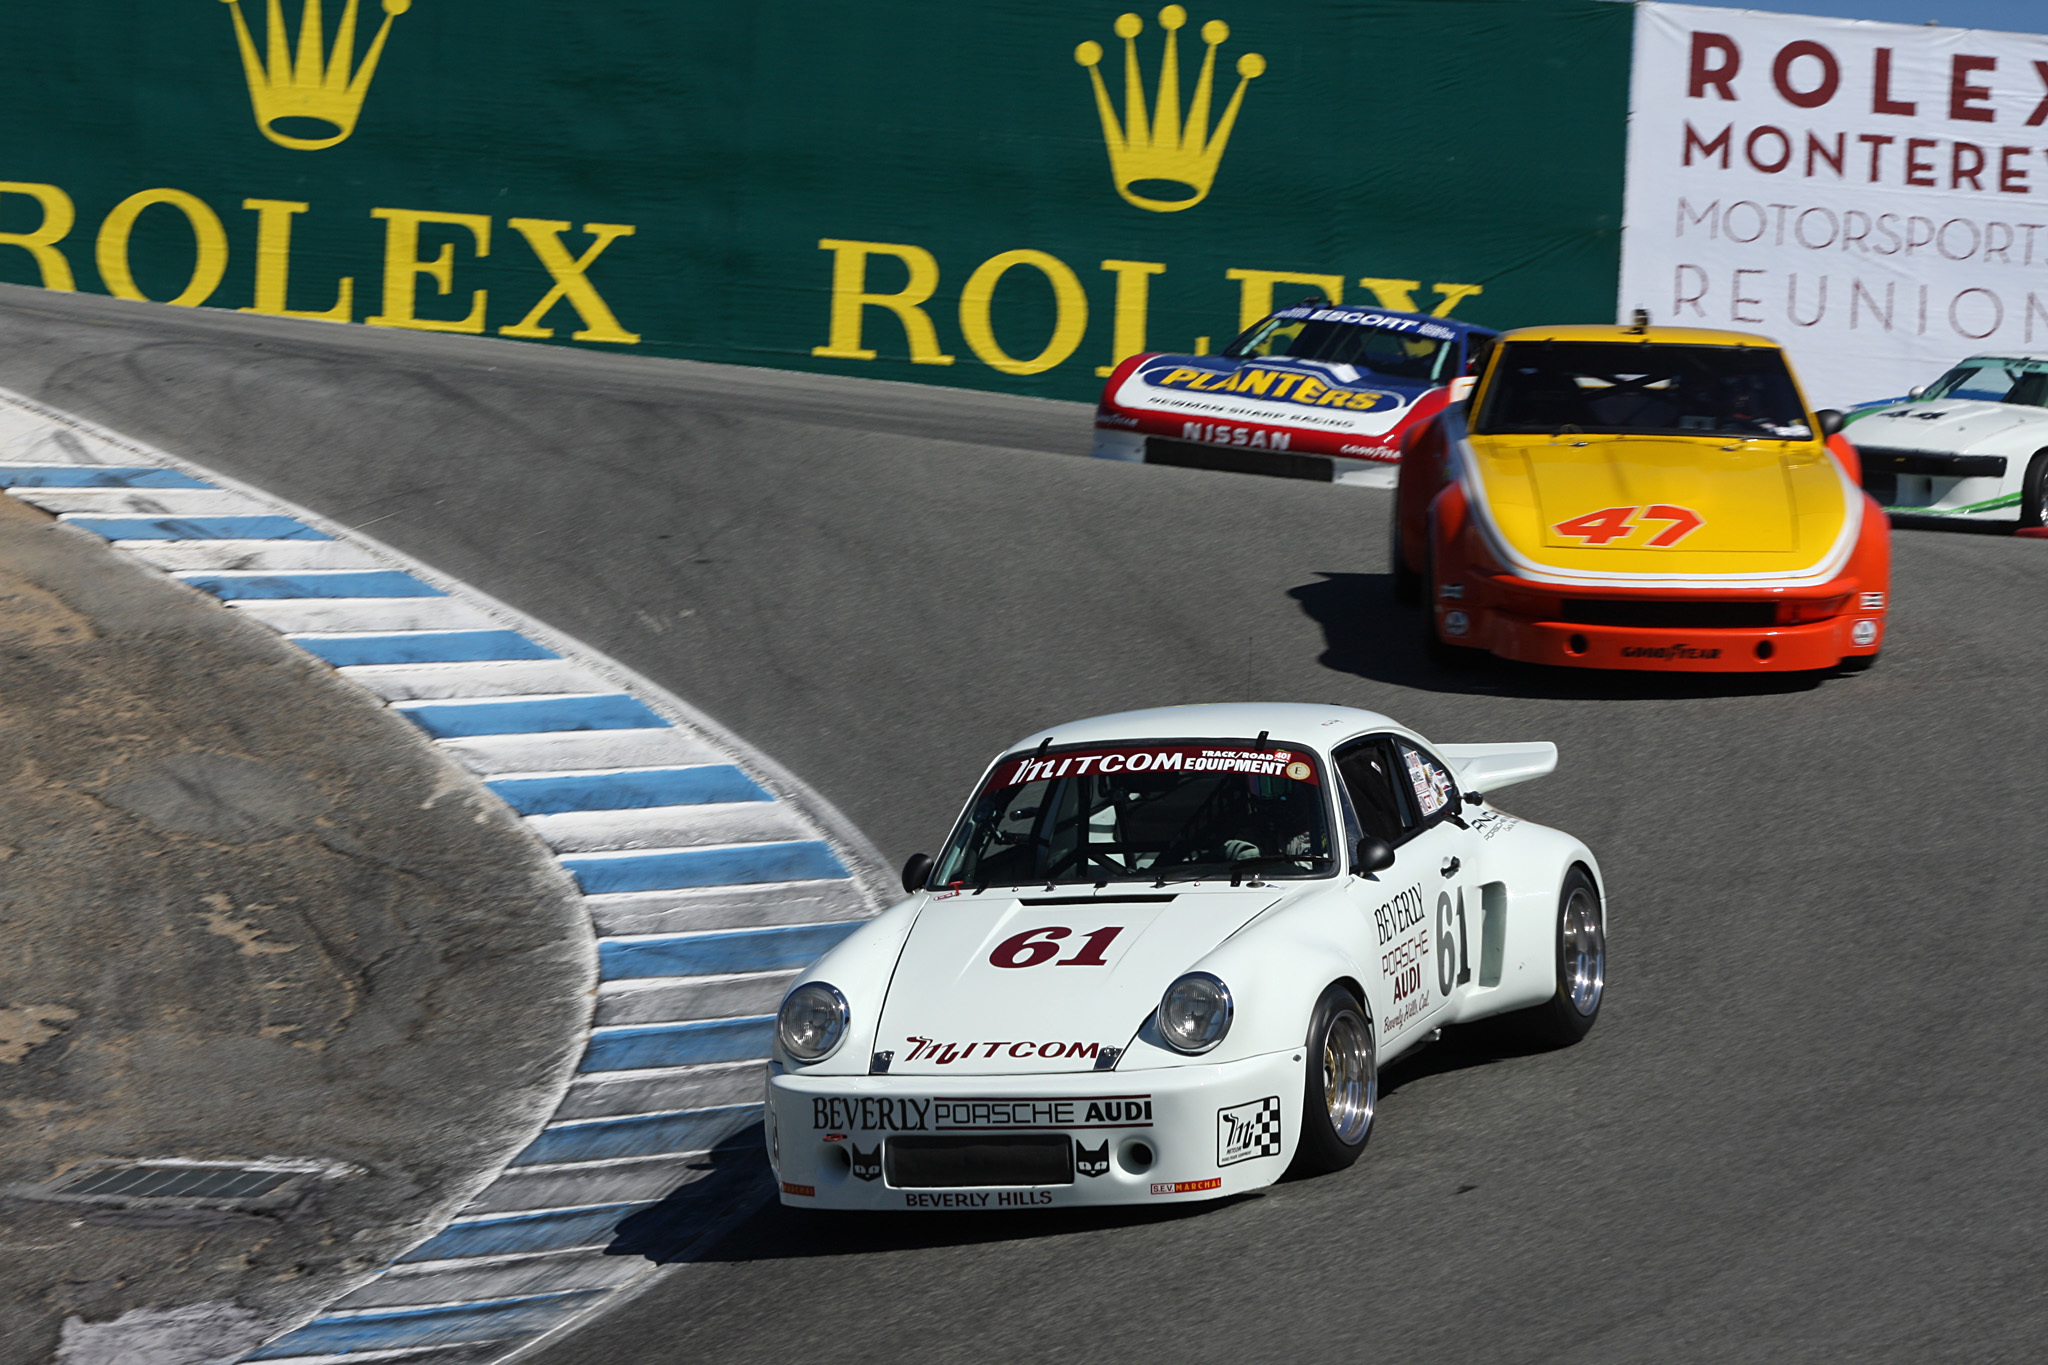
[{"left": 3, "top": 286, "right": 2045, "bottom": 1363}]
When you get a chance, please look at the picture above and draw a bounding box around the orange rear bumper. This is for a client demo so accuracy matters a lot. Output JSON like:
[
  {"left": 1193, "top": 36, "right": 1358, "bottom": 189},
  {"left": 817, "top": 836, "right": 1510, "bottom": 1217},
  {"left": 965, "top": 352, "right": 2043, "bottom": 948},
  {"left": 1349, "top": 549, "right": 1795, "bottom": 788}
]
[
  {"left": 1433, "top": 574, "right": 1884, "bottom": 672},
  {"left": 1441, "top": 607, "right": 1879, "bottom": 671}
]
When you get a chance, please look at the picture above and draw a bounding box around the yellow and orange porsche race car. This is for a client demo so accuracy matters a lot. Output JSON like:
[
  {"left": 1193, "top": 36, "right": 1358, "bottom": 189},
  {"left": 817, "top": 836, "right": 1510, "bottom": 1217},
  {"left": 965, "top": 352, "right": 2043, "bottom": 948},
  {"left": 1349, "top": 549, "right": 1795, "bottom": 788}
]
[{"left": 1394, "top": 324, "right": 1889, "bottom": 673}]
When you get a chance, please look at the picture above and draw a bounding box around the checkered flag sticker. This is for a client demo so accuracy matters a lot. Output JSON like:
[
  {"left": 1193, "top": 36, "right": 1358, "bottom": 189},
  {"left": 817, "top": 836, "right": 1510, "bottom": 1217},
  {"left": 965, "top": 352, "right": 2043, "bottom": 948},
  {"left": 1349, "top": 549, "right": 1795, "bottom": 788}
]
[{"left": 1217, "top": 1095, "right": 1283, "bottom": 1166}]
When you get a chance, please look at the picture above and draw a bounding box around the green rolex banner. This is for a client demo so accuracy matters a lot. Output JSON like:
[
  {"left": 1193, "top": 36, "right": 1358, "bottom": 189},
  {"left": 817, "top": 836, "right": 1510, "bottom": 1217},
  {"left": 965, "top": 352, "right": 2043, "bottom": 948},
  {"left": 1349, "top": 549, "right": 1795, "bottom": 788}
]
[{"left": 0, "top": 1, "right": 1634, "bottom": 403}]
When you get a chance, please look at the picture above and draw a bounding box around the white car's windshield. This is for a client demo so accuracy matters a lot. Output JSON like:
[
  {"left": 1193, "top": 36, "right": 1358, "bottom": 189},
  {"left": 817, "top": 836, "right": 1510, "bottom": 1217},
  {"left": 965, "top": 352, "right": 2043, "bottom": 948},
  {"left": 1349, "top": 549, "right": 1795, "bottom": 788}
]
[
  {"left": 1223, "top": 313, "right": 1459, "bottom": 384},
  {"left": 1923, "top": 357, "right": 2048, "bottom": 406},
  {"left": 929, "top": 741, "right": 1336, "bottom": 890}
]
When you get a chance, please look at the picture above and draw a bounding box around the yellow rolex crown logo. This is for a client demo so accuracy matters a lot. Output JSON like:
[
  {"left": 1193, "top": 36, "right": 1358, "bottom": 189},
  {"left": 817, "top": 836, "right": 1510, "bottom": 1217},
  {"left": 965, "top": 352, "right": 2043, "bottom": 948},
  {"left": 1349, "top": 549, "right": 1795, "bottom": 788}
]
[
  {"left": 220, "top": 0, "right": 412, "bottom": 151},
  {"left": 1075, "top": 6, "right": 1263, "bottom": 213}
]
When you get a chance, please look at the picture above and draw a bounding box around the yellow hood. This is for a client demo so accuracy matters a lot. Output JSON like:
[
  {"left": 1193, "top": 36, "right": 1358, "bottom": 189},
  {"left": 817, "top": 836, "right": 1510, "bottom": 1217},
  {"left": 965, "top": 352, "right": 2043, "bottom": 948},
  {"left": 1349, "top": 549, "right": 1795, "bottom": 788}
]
[{"left": 1464, "top": 433, "right": 1854, "bottom": 581}]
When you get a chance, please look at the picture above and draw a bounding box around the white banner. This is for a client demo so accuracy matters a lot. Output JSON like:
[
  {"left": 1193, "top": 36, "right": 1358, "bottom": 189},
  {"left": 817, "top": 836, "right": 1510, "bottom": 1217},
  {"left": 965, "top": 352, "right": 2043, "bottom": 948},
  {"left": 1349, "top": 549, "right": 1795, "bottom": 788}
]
[{"left": 1620, "top": 3, "right": 2048, "bottom": 407}]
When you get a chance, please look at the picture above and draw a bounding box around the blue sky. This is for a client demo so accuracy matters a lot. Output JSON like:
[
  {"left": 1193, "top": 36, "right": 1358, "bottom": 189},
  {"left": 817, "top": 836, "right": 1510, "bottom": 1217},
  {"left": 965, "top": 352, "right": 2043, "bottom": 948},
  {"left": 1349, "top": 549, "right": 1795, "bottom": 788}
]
[{"left": 1639, "top": 0, "right": 2045, "bottom": 34}]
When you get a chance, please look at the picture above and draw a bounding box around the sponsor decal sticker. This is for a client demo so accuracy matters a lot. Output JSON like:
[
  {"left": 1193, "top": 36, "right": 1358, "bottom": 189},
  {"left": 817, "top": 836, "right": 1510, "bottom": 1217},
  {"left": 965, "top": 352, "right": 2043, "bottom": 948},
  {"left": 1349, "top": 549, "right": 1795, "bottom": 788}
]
[
  {"left": 1442, "top": 609, "right": 1470, "bottom": 637},
  {"left": 1859, "top": 592, "right": 1886, "bottom": 610},
  {"left": 1137, "top": 359, "right": 1404, "bottom": 414},
  {"left": 1851, "top": 618, "right": 1879, "bottom": 646},
  {"left": 995, "top": 744, "right": 1320, "bottom": 789},
  {"left": 1473, "top": 810, "right": 1522, "bottom": 841},
  {"left": 848, "top": 1145, "right": 882, "bottom": 1181},
  {"left": 1217, "top": 1096, "right": 1283, "bottom": 1166},
  {"left": 906, "top": 1192, "right": 992, "bottom": 1208},
  {"left": 781, "top": 1182, "right": 815, "bottom": 1197},
  {"left": 1620, "top": 643, "right": 1723, "bottom": 660},
  {"left": 1177, "top": 421, "right": 1294, "bottom": 449},
  {"left": 901, "top": 1190, "right": 1052, "bottom": 1207},
  {"left": 898, "top": 1038, "right": 1107, "bottom": 1065},
  {"left": 811, "top": 1094, "right": 1153, "bottom": 1132},
  {"left": 1400, "top": 745, "right": 1454, "bottom": 817},
  {"left": 1151, "top": 1178, "right": 1224, "bottom": 1195}
]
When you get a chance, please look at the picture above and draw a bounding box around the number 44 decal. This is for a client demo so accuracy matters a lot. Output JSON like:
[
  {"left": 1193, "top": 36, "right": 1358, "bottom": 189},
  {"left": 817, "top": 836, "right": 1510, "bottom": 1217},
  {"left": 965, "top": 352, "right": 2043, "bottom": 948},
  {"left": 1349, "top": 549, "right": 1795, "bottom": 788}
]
[{"left": 1553, "top": 503, "right": 1705, "bottom": 548}]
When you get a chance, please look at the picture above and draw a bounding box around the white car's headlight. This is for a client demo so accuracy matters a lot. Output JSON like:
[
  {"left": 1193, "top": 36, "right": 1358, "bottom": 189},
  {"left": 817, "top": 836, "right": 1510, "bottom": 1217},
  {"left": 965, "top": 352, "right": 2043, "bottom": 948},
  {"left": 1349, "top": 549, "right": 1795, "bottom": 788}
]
[
  {"left": 777, "top": 982, "right": 849, "bottom": 1063},
  {"left": 1157, "top": 972, "right": 1232, "bottom": 1054}
]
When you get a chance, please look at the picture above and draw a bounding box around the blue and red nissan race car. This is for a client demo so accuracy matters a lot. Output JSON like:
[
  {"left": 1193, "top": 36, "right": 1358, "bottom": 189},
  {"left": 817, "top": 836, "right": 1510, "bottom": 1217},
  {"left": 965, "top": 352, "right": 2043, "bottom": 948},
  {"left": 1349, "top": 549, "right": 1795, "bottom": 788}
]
[{"left": 1092, "top": 304, "right": 1501, "bottom": 485}]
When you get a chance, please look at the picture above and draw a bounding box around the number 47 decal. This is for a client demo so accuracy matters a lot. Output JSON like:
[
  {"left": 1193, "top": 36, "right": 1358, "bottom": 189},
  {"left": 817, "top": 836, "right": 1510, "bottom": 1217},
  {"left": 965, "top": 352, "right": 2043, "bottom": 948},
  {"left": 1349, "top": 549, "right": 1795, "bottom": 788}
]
[{"left": 1553, "top": 504, "right": 1704, "bottom": 547}]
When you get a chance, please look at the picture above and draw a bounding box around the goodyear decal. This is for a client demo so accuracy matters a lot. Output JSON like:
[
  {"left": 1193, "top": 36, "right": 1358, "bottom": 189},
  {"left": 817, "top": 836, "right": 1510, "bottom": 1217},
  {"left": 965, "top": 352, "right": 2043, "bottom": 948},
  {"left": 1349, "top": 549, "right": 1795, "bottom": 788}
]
[{"left": 1134, "top": 359, "right": 1403, "bottom": 414}]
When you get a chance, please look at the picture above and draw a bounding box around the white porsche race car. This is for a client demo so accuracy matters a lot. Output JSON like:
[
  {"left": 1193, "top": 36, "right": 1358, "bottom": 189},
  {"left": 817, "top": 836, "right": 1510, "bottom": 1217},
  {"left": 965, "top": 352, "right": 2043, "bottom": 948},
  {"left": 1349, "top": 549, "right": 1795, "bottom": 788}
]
[
  {"left": 1846, "top": 352, "right": 2048, "bottom": 527},
  {"left": 765, "top": 703, "right": 1606, "bottom": 1210}
]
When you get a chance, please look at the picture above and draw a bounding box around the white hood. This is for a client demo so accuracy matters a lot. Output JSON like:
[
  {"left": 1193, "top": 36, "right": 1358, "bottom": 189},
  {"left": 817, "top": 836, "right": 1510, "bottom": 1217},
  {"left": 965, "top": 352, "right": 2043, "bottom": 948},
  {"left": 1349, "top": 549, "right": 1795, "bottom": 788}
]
[
  {"left": 874, "top": 886, "right": 1283, "bottom": 1075},
  {"left": 1853, "top": 400, "right": 2041, "bottom": 452}
]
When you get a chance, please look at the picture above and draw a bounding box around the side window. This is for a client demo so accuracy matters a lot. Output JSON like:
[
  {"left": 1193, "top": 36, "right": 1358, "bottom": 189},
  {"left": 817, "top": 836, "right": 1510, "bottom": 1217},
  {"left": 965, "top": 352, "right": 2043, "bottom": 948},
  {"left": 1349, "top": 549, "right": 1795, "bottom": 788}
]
[
  {"left": 1393, "top": 739, "right": 1458, "bottom": 826},
  {"left": 1334, "top": 739, "right": 1412, "bottom": 846},
  {"left": 1464, "top": 334, "right": 1495, "bottom": 378}
]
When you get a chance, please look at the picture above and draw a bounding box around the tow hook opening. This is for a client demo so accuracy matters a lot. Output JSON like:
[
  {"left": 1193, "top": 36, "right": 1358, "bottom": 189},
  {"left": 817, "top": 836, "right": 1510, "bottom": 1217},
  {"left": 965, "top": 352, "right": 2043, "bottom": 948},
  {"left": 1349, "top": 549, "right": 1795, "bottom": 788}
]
[
  {"left": 1754, "top": 639, "right": 1775, "bottom": 661},
  {"left": 1565, "top": 633, "right": 1589, "bottom": 657}
]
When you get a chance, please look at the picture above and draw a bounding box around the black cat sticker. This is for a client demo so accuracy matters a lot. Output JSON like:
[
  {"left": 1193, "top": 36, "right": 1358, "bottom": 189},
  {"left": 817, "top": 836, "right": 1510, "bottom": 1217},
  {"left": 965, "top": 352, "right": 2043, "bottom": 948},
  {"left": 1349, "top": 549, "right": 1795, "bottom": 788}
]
[
  {"left": 1075, "top": 1139, "right": 1110, "bottom": 1177},
  {"left": 849, "top": 1144, "right": 882, "bottom": 1181}
]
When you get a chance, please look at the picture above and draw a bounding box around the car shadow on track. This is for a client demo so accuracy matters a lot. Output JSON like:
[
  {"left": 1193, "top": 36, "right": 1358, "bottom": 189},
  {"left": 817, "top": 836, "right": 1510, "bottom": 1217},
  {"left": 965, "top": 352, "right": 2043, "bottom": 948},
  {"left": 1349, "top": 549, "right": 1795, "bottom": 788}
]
[
  {"left": 1376, "top": 1018, "right": 1562, "bottom": 1100},
  {"left": 1288, "top": 571, "right": 1834, "bottom": 700}
]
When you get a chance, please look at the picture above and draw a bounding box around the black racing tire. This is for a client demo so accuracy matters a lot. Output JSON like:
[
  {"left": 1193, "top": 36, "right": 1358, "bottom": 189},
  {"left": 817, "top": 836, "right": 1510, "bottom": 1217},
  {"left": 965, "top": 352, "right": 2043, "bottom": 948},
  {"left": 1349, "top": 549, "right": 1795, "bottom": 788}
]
[
  {"left": 2019, "top": 449, "right": 2048, "bottom": 530},
  {"left": 1503, "top": 866, "right": 1606, "bottom": 1048},
  {"left": 1391, "top": 494, "right": 1421, "bottom": 606},
  {"left": 1288, "top": 985, "right": 1377, "bottom": 1177}
]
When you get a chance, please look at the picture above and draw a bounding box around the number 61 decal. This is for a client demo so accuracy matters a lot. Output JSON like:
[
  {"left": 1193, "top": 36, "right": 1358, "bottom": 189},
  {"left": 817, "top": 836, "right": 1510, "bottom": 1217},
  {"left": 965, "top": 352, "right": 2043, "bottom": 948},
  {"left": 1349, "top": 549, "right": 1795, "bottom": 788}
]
[
  {"left": 1553, "top": 503, "right": 1704, "bottom": 548},
  {"left": 989, "top": 926, "right": 1124, "bottom": 968}
]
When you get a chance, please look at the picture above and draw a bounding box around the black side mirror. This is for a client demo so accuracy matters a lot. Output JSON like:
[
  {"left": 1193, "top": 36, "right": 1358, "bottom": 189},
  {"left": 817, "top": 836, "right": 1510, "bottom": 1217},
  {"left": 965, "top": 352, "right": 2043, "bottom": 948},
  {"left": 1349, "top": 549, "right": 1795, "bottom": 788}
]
[
  {"left": 1815, "top": 409, "right": 1844, "bottom": 437},
  {"left": 1355, "top": 837, "right": 1396, "bottom": 875},
  {"left": 901, "top": 853, "right": 934, "bottom": 894}
]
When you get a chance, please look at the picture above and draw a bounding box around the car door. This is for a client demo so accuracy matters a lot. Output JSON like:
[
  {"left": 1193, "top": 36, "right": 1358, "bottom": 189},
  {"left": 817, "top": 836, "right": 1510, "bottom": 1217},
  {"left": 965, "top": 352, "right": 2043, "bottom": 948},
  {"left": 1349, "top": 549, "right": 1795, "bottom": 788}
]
[{"left": 1334, "top": 734, "right": 1481, "bottom": 1045}]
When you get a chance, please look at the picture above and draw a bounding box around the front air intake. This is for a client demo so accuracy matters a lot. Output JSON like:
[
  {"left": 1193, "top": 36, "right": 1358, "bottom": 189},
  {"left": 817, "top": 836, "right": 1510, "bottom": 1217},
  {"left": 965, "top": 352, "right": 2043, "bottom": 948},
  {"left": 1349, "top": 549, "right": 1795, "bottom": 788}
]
[{"left": 885, "top": 1134, "right": 1076, "bottom": 1188}]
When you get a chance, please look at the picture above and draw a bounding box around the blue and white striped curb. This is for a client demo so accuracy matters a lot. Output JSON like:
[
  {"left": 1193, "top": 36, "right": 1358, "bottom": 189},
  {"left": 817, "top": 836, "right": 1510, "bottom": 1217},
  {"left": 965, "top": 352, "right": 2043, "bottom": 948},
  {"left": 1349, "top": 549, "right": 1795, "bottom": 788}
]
[{"left": 0, "top": 392, "right": 890, "bottom": 1363}]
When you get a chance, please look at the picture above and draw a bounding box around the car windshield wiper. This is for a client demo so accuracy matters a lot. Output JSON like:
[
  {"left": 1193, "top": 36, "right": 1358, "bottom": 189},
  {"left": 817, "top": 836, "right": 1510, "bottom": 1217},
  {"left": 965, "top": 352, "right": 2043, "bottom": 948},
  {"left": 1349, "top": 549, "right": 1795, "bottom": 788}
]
[
  {"left": 1152, "top": 855, "right": 1331, "bottom": 887},
  {"left": 1226, "top": 855, "right": 1334, "bottom": 885}
]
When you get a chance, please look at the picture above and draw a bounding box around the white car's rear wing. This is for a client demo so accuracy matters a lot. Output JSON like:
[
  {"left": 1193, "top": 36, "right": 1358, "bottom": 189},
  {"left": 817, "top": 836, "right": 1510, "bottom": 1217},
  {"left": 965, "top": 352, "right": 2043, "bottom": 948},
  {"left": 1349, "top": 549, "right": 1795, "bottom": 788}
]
[{"left": 1435, "top": 741, "right": 1557, "bottom": 794}]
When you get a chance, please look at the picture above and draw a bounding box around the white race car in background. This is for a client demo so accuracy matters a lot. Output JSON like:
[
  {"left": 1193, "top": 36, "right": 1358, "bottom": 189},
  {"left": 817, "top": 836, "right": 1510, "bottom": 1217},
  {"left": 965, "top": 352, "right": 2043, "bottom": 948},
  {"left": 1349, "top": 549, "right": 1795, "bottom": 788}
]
[
  {"left": 1846, "top": 353, "right": 2048, "bottom": 527},
  {"left": 765, "top": 703, "right": 1606, "bottom": 1210}
]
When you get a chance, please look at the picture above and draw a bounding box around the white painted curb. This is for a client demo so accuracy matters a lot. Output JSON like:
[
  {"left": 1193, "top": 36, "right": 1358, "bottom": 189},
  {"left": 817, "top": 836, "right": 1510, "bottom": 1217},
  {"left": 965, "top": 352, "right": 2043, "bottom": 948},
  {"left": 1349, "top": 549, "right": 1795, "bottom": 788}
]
[{"left": 0, "top": 389, "right": 889, "bottom": 1363}]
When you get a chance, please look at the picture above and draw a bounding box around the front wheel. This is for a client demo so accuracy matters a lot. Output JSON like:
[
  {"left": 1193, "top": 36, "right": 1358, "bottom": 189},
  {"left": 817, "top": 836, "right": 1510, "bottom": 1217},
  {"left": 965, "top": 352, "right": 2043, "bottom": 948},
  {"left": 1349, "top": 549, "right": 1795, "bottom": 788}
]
[
  {"left": 1504, "top": 866, "right": 1605, "bottom": 1048},
  {"left": 2019, "top": 449, "right": 2048, "bottom": 529},
  {"left": 1288, "top": 986, "right": 1376, "bottom": 1176}
]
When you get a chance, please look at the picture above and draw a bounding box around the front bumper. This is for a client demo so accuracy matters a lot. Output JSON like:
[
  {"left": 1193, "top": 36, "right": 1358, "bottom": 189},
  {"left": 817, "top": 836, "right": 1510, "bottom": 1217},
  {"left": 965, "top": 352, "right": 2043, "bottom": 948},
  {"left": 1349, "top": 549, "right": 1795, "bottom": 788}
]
[
  {"left": 767, "top": 1051, "right": 1305, "bottom": 1209},
  {"left": 1858, "top": 449, "right": 2018, "bottom": 520},
  {"left": 1092, "top": 423, "right": 1401, "bottom": 487},
  {"left": 1435, "top": 575, "right": 1884, "bottom": 671}
]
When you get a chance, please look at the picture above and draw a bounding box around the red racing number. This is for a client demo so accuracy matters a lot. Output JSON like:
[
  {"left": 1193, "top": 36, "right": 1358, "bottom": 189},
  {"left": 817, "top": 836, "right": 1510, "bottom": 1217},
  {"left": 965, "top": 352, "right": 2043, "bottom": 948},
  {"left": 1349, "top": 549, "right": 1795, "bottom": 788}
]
[
  {"left": 989, "top": 926, "right": 1125, "bottom": 969},
  {"left": 1552, "top": 505, "right": 1636, "bottom": 545},
  {"left": 1552, "top": 503, "right": 1705, "bottom": 548}
]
